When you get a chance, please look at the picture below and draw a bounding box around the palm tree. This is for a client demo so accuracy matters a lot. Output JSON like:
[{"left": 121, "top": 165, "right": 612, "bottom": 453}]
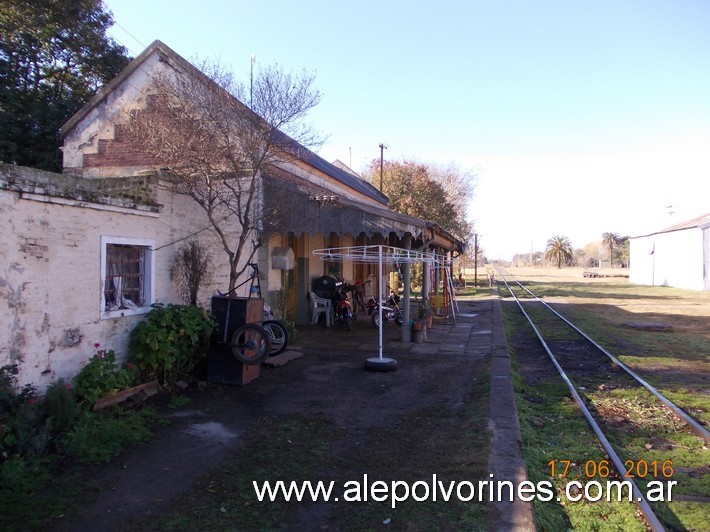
[
  {"left": 545, "top": 235, "right": 573, "bottom": 269},
  {"left": 601, "top": 232, "right": 620, "bottom": 268}
]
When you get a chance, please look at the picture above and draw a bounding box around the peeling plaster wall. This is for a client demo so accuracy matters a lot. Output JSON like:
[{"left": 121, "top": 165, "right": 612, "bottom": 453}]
[
  {"left": 61, "top": 51, "right": 165, "bottom": 177},
  {"left": 0, "top": 179, "right": 233, "bottom": 392}
]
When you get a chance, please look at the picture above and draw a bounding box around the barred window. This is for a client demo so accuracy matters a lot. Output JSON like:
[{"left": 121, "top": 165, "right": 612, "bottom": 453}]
[
  {"left": 104, "top": 244, "right": 147, "bottom": 309},
  {"left": 101, "top": 236, "right": 154, "bottom": 318}
]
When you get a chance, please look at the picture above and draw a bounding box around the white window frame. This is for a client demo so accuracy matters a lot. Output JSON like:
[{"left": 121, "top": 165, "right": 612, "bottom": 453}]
[{"left": 100, "top": 235, "right": 155, "bottom": 320}]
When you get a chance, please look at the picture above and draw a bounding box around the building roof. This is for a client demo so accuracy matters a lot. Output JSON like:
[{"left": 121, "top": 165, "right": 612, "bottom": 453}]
[
  {"left": 331, "top": 159, "right": 362, "bottom": 178},
  {"left": 59, "top": 40, "right": 463, "bottom": 252},
  {"left": 269, "top": 129, "right": 388, "bottom": 205},
  {"left": 60, "top": 40, "right": 388, "bottom": 206},
  {"left": 660, "top": 213, "right": 710, "bottom": 232},
  {"left": 631, "top": 213, "right": 710, "bottom": 239}
]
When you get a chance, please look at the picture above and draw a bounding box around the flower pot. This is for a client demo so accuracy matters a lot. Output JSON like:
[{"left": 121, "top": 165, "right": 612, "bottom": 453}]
[{"left": 413, "top": 329, "right": 424, "bottom": 343}]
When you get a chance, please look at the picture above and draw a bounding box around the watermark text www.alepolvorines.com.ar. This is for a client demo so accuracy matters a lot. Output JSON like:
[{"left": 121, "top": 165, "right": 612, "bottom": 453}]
[{"left": 253, "top": 474, "right": 677, "bottom": 509}]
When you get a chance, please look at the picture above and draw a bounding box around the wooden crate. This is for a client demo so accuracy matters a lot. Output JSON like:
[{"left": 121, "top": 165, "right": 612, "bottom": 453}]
[{"left": 208, "top": 297, "right": 264, "bottom": 386}]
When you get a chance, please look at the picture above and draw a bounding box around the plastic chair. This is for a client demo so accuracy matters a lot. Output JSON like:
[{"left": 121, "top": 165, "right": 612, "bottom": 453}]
[{"left": 310, "top": 291, "right": 333, "bottom": 327}]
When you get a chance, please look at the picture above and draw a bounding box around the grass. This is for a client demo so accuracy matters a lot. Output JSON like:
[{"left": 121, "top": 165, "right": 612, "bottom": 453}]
[
  {"left": 505, "top": 306, "right": 647, "bottom": 531},
  {"left": 500, "top": 268, "right": 710, "bottom": 531},
  {"left": 59, "top": 407, "right": 163, "bottom": 463},
  {"left": 0, "top": 405, "right": 164, "bottom": 531},
  {"left": 0, "top": 456, "right": 93, "bottom": 531}
]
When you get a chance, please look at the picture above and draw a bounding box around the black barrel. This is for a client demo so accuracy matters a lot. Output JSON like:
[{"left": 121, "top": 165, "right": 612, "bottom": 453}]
[{"left": 311, "top": 275, "right": 338, "bottom": 298}]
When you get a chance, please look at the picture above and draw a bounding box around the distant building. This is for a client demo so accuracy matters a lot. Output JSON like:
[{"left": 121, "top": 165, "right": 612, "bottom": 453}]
[{"left": 629, "top": 213, "right": 710, "bottom": 291}]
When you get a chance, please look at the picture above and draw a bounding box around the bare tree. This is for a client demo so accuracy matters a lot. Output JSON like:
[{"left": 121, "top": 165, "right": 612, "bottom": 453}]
[
  {"left": 171, "top": 240, "right": 210, "bottom": 305},
  {"left": 124, "top": 58, "right": 322, "bottom": 292}
]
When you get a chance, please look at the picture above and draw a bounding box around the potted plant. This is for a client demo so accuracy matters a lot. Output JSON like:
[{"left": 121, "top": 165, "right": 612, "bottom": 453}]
[{"left": 411, "top": 320, "right": 426, "bottom": 343}]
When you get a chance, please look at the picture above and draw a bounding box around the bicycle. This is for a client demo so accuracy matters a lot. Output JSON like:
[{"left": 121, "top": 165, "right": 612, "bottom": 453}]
[
  {"left": 262, "top": 308, "right": 289, "bottom": 356},
  {"left": 351, "top": 278, "right": 371, "bottom": 317}
]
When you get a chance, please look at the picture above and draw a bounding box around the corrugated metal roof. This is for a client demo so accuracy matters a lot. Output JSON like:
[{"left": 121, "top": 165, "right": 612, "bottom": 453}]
[
  {"left": 631, "top": 212, "right": 710, "bottom": 239},
  {"left": 659, "top": 213, "right": 710, "bottom": 232}
]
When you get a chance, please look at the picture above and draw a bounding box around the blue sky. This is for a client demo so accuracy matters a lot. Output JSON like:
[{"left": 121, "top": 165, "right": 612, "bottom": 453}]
[{"left": 104, "top": 0, "right": 710, "bottom": 260}]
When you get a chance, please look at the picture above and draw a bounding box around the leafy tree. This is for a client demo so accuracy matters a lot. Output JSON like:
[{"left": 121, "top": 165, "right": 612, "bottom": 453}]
[
  {"left": 601, "top": 232, "right": 620, "bottom": 267},
  {"left": 0, "top": 0, "right": 130, "bottom": 171},
  {"left": 363, "top": 159, "right": 474, "bottom": 244},
  {"left": 544, "top": 235, "right": 573, "bottom": 269},
  {"left": 124, "top": 59, "right": 322, "bottom": 292},
  {"left": 616, "top": 236, "right": 630, "bottom": 268}
]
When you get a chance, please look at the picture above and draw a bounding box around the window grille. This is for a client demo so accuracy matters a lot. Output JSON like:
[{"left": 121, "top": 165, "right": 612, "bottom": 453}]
[{"left": 104, "top": 244, "right": 147, "bottom": 310}]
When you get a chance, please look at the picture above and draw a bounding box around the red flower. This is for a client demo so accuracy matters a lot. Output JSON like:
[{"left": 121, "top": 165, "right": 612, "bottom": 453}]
[{"left": 94, "top": 343, "right": 101, "bottom": 349}]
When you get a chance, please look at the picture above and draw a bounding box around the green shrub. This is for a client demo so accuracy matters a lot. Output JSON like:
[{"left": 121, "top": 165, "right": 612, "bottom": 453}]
[
  {"left": 129, "top": 304, "right": 215, "bottom": 386},
  {"left": 43, "top": 380, "right": 77, "bottom": 433},
  {"left": 0, "top": 365, "right": 50, "bottom": 459},
  {"left": 0, "top": 456, "right": 49, "bottom": 492},
  {"left": 11, "top": 402, "right": 51, "bottom": 459},
  {"left": 72, "top": 346, "right": 136, "bottom": 405}
]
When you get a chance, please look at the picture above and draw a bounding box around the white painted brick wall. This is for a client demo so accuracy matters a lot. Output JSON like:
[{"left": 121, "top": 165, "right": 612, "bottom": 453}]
[{"left": 0, "top": 185, "right": 238, "bottom": 391}]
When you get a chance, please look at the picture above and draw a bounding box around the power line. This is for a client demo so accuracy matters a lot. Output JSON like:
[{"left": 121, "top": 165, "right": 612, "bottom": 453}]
[{"left": 111, "top": 20, "right": 147, "bottom": 54}]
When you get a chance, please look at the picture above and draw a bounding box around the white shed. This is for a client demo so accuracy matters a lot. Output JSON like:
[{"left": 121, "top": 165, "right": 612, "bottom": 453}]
[{"left": 629, "top": 213, "right": 710, "bottom": 291}]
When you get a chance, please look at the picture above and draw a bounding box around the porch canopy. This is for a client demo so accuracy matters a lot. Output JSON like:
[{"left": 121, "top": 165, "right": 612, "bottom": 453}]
[{"left": 263, "top": 173, "right": 430, "bottom": 241}]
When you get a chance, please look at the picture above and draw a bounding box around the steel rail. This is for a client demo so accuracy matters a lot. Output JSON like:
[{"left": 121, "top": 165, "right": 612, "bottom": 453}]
[
  {"left": 499, "top": 271, "right": 665, "bottom": 532},
  {"left": 501, "top": 268, "right": 710, "bottom": 444}
]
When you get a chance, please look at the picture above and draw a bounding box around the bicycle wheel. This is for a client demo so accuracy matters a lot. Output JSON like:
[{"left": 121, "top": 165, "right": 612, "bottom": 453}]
[
  {"left": 229, "top": 324, "right": 271, "bottom": 365},
  {"left": 262, "top": 320, "right": 288, "bottom": 356},
  {"left": 355, "top": 294, "right": 366, "bottom": 315}
]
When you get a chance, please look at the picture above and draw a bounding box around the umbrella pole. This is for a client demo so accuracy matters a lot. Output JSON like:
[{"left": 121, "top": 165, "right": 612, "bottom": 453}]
[
  {"left": 378, "top": 244, "right": 383, "bottom": 360},
  {"left": 365, "top": 244, "right": 397, "bottom": 372}
]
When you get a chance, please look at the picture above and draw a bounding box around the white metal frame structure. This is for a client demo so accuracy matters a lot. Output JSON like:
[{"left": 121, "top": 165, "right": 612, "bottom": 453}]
[{"left": 312, "top": 245, "right": 455, "bottom": 365}]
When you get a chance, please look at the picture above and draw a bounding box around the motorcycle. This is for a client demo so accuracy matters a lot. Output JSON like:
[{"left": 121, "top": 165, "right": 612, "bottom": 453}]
[
  {"left": 367, "top": 288, "right": 404, "bottom": 327},
  {"left": 331, "top": 281, "right": 354, "bottom": 331}
]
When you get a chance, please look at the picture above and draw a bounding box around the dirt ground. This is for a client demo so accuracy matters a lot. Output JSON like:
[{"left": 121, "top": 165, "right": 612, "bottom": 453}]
[{"left": 57, "top": 298, "right": 494, "bottom": 531}]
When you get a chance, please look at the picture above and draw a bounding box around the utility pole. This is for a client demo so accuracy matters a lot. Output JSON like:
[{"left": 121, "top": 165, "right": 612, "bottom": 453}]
[
  {"left": 378, "top": 143, "right": 387, "bottom": 192},
  {"left": 530, "top": 241, "right": 533, "bottom": 267},
  {"left": 474, "top": 233, "right": 479, "bottom": 287},
  {"left": 250, "top": 54, "right": 256, "bottom": 109}
]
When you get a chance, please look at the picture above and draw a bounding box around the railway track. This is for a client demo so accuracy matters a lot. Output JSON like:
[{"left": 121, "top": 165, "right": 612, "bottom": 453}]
[{"left": 497, "top": 268, "right": 709, "bottom": 531}]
